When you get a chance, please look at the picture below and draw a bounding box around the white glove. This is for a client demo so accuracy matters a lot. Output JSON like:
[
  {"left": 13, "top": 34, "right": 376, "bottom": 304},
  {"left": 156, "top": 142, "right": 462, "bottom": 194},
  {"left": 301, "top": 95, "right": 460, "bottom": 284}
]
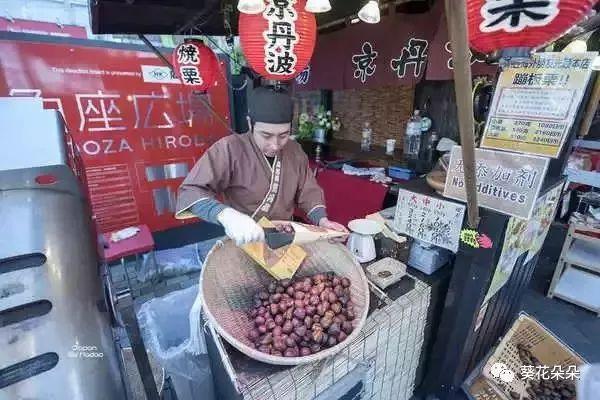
[{"left": 217, "top": 208, "right": 265, "bottom": 246}]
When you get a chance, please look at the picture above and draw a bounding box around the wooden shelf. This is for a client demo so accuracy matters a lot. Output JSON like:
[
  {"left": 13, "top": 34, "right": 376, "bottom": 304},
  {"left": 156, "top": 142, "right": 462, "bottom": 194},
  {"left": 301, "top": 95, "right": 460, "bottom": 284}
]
[
  {"left": 563, "top": 238, "right": 600, "bottom": 274},
  {"left": 553, "top": 266, "right": 600, "bottom": 314},
  {"left": 549, "top": 223, "right": 600, "bottom": 316}
]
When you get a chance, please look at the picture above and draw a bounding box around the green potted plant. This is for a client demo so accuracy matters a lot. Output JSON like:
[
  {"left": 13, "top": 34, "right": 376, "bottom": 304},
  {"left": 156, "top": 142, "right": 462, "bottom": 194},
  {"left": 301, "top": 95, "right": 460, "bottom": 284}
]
[{"left": 296, "top": 112, "right": 314, "bottom": 141}]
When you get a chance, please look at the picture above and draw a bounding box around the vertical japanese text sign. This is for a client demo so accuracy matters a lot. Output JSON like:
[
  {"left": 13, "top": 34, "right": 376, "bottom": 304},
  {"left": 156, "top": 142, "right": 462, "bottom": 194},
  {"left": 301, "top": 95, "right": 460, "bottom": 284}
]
[
  {"left": 239, "top": 0, "right": 316, "bottom": 81},
  {"left": 172, "top": 40, "right": 218, "bottom": 91}
]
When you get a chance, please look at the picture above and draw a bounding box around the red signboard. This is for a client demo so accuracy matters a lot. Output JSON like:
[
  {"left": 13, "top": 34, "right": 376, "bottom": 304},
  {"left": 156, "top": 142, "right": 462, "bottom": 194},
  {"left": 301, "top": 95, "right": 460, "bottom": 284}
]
[
  {"left": 0, "top": 37, "right": 231, "bottom": 233},
  {"left": 0, "top": 18, "right": 88, "bottom": 38},
  {"left": 295, "top": 2, "right": 499, "bottom": 90},
  {"left": 295, "top": 3, "right": 442, "bottom": 91}
]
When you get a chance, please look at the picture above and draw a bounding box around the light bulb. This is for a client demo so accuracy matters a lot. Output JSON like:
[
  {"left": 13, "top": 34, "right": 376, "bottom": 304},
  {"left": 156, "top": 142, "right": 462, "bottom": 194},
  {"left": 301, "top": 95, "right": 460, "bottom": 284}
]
[
  {"left": 305, "top": 0, "right": 332, "bottom": 13},
  {"left": 358, "top": 0, "right": 380, "bottom": 24},
  {"left": 238, "top": 0, "right": 265, "bottom": 14}
]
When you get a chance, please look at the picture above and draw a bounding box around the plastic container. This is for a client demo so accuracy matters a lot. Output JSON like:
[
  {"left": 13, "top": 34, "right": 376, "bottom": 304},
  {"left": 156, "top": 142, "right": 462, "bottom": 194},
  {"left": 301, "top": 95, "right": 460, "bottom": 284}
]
[
  {"left": 407, "top": 240, "right": 450, "bottom": 275},
  {"left": 403, "top": 110, "right": 422, "bottom": 159},
  {"left": 388, "top": 166, "right": 415, "bottom": 180},
  {"left": 139, "top": 237, "right": 221, "bottom": 282},
  {"left": 361, "top": 121, "right": 372, "bottom": 151},
  {"left": 366, "top": 257, "right": 407, "bottom": 289}
]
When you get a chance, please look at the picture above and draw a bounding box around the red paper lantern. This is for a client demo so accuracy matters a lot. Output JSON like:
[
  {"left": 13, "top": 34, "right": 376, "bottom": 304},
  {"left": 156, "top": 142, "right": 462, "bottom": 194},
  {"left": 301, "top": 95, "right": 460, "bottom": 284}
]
[
  {"left": 467, "top": 0, "right": 598, "bottom": 54},
  {"left": 172, "top": 39, "right": 219, "bottom": 90},
  {"left": 239, "top": 0, "right": 317, "bottom": 81}
]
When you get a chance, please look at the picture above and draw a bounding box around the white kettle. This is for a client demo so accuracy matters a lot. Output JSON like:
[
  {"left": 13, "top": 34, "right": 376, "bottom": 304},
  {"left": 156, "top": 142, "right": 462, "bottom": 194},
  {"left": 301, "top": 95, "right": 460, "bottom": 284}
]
[{"left": 346, "top": 219, "right": 383, "bottom": 263}]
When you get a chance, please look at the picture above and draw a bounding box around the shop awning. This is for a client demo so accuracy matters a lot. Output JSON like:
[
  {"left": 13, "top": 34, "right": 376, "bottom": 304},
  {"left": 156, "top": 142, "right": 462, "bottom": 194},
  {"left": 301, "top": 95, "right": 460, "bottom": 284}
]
[
  {"left": 90, "top": 0, "right": 234, "bottom": 35},
  {"left": 90, "top": 0, "right": 415, "bottom": 36},
  {"left": 294, "top": 2, "right": 497, "bottom": 91}
]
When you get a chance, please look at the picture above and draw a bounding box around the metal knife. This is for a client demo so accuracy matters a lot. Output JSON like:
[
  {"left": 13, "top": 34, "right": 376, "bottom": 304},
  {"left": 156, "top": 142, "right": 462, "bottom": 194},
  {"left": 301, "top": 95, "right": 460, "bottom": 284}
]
[{"left": 263, "top": 227, "right": 295, "bottom": 250}]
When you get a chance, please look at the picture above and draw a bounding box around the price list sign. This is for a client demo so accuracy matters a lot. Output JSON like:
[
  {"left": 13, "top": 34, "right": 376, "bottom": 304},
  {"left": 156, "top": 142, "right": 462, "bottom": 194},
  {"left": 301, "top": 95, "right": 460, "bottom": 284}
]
[
  {"left": 393, "top": 188, "right": 466, "bottom": 253},
  {"left": 481, "top": 52, "right": 596, "bottom": 158}
]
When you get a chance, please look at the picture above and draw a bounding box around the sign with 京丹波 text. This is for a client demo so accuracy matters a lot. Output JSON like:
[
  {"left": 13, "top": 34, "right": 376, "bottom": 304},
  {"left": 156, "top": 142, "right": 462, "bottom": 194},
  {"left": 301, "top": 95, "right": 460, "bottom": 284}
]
[
  {"left": 481, "top": 52, "right": 596, "bottom": 158},
  {"left": 444, "top": 146, "right": 549, "bottom": 219},
  {"left": 393, "top": 188, "right": 466, "bottom": 253}
]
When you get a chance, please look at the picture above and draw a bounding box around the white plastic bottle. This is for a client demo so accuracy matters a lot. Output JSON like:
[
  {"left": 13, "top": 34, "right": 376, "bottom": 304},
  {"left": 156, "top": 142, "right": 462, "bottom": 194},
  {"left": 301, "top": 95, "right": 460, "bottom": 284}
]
[
  {"left": 361, "top": 121, "right": 372, "bottom": 151},
  {"left": 404, "top": 110, "right": 422, "bottom": 159}
]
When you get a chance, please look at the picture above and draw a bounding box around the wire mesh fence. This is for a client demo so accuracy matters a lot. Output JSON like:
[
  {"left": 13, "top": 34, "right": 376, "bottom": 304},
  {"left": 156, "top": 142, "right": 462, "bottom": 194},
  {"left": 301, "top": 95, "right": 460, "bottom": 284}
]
[{"left": 213, "top": 276, "right": 431, "bottom": 400}]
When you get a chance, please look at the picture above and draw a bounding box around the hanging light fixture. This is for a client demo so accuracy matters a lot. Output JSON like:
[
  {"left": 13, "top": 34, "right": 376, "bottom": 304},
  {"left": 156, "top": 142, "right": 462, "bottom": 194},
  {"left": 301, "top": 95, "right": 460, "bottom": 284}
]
[
  {"left": 238, "top": 0, "right": 265, "bottom": 14},
  {"left": 358, "top": 0, "right": 380, "bottom": 24},
  {"left": 305, "top": 0, "right": 331, "bottom": 13}
]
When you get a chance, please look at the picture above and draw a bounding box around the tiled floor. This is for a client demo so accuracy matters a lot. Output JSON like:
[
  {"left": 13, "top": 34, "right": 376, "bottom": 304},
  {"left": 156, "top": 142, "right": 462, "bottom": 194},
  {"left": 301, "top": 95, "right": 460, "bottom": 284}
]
[{"left": 521, "top": 224, "right": 600, "bottom": 362}]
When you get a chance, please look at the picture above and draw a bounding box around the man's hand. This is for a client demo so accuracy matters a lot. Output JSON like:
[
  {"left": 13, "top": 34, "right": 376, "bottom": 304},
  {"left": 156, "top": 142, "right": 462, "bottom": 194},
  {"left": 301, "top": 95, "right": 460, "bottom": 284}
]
[
  {"left": 217, "top": 208, "right": 265, "bottom": 246},
  {"left": 318, "top": 217, "right": 349, "bottom": 242}
]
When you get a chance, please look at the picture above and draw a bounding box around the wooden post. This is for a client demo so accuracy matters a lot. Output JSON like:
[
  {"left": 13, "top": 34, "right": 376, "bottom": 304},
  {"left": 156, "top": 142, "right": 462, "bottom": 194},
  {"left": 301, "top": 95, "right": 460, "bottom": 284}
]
[{"left": 445, "top": 0, "right": 480, "bottom": 228}]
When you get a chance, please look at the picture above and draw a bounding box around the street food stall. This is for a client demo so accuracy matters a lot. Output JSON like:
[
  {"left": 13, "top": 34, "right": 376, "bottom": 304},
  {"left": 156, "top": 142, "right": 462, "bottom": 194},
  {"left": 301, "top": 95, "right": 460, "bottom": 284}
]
[{"left": 2, "top": 0, "right": 600, "bottom": 400}]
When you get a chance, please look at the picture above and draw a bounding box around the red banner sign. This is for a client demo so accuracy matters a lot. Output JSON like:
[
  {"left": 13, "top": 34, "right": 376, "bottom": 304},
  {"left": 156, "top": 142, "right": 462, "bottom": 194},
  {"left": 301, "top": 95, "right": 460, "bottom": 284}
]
[
  {"left": 295, "top": 7, "right": 438, "bottom": 91},
  {"left": 0, "top": 37, "right": 231, "bottom": 233},
  {"left": 295, "top": 3, "right": 500, "bottom": 89}
]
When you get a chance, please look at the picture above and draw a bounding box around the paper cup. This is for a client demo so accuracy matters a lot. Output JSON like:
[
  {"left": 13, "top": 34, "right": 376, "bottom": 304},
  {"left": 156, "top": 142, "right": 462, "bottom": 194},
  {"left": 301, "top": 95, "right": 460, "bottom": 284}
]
[{"left": 386, "top": 139, "right": 396, "bottom": 154}]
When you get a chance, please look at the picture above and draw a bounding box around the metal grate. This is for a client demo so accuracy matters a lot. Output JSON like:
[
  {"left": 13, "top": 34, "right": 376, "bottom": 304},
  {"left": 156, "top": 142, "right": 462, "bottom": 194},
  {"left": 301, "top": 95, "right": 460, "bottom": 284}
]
[
  {"left": 0, "top": 253, "right": 46, "bottom": 275},
  {"left": 0, "top": 300, "right": 52, "bottom": 328},
  {"left": 0, "top": 352, "right": 59, "bottom": 389}
]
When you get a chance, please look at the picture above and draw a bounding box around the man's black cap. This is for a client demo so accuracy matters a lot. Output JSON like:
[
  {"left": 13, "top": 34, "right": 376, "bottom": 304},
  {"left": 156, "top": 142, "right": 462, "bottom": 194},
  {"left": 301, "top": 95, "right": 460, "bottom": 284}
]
[{"left": 248, "top": 86, "right": 293, "bottom": 124}]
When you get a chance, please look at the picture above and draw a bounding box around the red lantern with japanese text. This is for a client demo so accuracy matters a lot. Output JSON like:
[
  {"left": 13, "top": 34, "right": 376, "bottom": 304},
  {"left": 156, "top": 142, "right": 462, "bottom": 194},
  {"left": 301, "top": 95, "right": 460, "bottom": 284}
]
[
  {"left": 172, "top": 39, "right": 219, "bottom": 91},
  {"left": 467, "top": 0, "right": 598, "bottom": 54},
  {"left": 239, "top": 0, "right": 317, "bottom": 81}
]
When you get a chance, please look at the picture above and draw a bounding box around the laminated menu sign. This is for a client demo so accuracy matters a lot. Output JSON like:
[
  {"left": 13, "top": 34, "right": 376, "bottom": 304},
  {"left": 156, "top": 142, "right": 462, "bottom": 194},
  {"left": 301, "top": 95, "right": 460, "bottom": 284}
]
[
  {"left": 393, "top": 188, "right": 466, "bottom": 253},
  {"left": 481, "top": 52, "right": 596, "bottom": 158},
  {"left": 483, "top": 182, "right": 564, "bottom": 303},
  {"left": 444, "top": 146, "right": 549, "bottom": 219}
]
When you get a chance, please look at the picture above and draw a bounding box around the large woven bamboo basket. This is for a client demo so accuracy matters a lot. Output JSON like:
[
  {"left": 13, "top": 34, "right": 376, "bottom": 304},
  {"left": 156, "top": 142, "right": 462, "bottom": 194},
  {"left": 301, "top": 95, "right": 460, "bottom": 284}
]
[{"left": 200, "top": 239, "right": 370, "bottom": 365}]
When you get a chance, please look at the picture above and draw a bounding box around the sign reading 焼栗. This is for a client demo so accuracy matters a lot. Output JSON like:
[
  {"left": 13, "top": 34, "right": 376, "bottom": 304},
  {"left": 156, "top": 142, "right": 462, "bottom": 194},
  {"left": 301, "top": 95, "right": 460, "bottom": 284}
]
[
  {"left": 480, "top": 52, "right": 596, "bottom": 158},
  {"left": 444, "top": 146, "right": 549, "bottom": 219},
  {"left": 393, "top": 188, "right": 466, "bottom": 253}
]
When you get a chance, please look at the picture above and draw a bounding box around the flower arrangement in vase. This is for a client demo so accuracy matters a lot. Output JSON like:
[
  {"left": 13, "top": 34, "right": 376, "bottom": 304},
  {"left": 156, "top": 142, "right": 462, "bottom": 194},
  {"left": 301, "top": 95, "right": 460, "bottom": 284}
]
[{"left": 296, "top": 106, "right": 341, "bottom": 143}]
